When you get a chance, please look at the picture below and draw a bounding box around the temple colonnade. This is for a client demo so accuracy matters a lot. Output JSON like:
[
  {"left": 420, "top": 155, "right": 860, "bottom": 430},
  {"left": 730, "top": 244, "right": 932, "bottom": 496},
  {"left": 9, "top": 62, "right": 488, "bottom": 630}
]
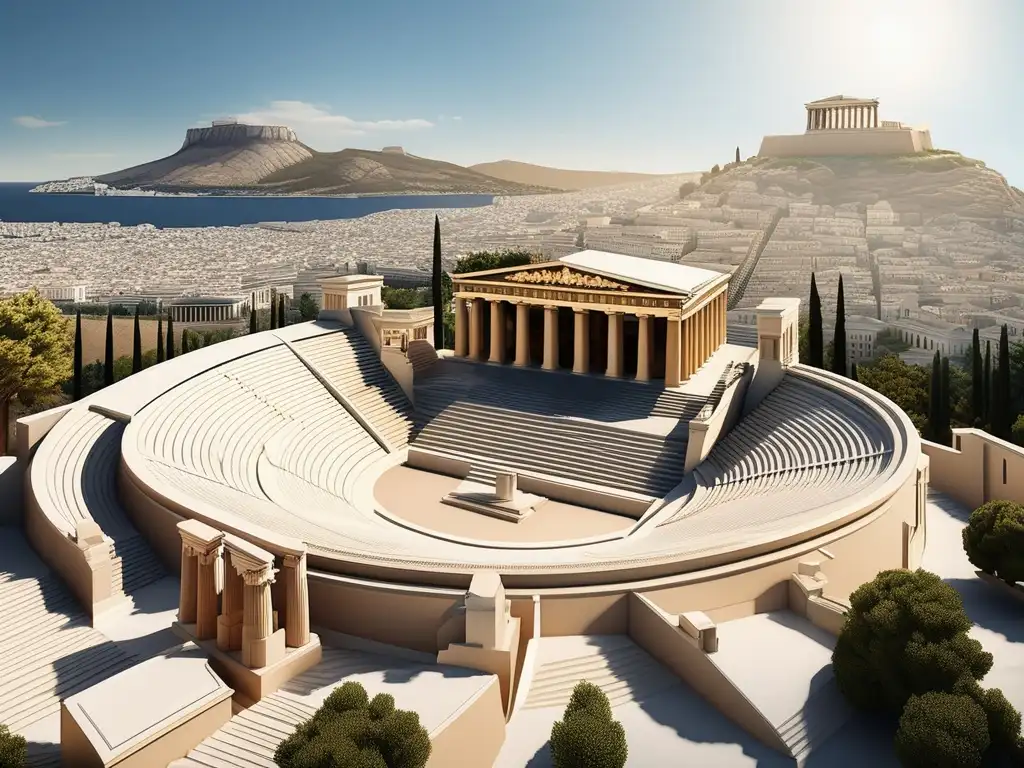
[
  {"left": 806, "top": 102, "right": 878, "bottom": 131},
  {"left": 178, "top": 520, "right": 311, "bottom": 669},
  {"left": 453, "top": 291, "right": 727, "bottom": 388}
]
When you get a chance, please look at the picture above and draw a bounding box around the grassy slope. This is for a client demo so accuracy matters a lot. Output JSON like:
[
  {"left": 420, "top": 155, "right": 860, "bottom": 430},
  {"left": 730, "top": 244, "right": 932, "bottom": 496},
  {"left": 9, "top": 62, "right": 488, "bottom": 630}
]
[{"left": 468, "top": 160, "right": 674, "bottom": 190}]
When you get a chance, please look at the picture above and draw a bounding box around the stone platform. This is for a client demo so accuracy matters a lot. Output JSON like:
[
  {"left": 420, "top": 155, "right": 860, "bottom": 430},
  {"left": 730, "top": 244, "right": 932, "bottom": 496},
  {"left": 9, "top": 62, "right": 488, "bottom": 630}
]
[{"left": 442, "top": 472, "right": 547, "bottom": 523}]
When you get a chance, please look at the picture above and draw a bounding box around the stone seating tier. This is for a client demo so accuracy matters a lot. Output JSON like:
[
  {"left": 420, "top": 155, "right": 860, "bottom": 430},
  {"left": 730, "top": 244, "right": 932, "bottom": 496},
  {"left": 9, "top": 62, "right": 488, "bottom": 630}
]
[
  {"left": 28, "top": 408, "right": 167, "bottom": 601},
  {"left": 412, "top": 363, "right": 703, "bottom": 497},
  {"left": 293, "top": 328, "right": 416, "bottom": 448}
]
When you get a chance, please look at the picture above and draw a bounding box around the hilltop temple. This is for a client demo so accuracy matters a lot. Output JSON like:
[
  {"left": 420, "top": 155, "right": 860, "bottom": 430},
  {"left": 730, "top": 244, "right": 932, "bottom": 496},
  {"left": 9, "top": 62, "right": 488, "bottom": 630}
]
[{"left": 759, "top": 95, "right": 933, "bottom": 157}]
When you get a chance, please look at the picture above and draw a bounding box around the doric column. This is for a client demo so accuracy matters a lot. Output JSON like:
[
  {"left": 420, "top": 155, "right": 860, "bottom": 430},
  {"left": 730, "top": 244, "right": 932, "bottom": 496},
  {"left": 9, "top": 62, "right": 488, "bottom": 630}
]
[
  {"left": 179, "top": 542, "right": 198, "bottom": 625},
  {"left": 572, "top": 309, "right": 590, "bottom": 374},
  {"left": 873, "top": 105, "right": 878, "bottom": 128},
  {"left": 217, "top": 555, "right": 244, "bottom": 652},
  {"left": 542, "top": 305, "right": 558, "bottom": 370},
  {"left": 177, "top": 520, "right": 223, "bottom": 635},
  {"left": 514, "top": 303, "right": 530, "bottom": 367},
  {"left": 636, "top": 314, "right": 651, "bottom": 382},
  {"left": 681, "top": 317, "right": 692, "bottom": 380},
  {"left": 489, "top": 300, "right": 505, "bottom": 364},
  {"left": 605, "top": 311, "right": 623, "bottom": 377},
  {"left": 806, "top": 110, "right": 812, "bottom": 131},
  {"left": 666, "top": 317, "right": 681, "bottom": 388},
  {"left": 454, "top": 297, "right": 468, "bottom": 357},
  {"left": 283, "top": 551, "right": 310, "bottom": 648},
  {"left": 468, "top": 299, "right": 483, "bottom": 360}
]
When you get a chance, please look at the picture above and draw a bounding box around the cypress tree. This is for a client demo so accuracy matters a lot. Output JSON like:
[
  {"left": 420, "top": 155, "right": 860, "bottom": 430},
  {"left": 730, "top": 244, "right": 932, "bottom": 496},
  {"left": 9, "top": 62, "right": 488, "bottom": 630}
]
[
  {"left": 249, "top": 293, "right": 258, "bottom": 334},
  {"left": 983, "top": 340, "right": 991, "bottom": 426},
  {"left": 940, "top": 355, "right": 951, "bottom": 445},
  {"left": 166, "top": 315, "right": 175, "bottom": 360},
  {"left": 270, "top": 290, "right": 278, "bottom": 330},
  {"left": 103, "top": 307, "right": 115, "bottom": 387},
  {"left": 278, "top": 294, "right": 285, "bottom": 328},
  {"left": 73, "top": 311, "right": 83, "bottom": 401},
  {"left": 929, "top": 350, "right": 941, "bottom": 441},
  {"left": 131, "top": 306, "right": 142, "bottom": 374},
  {"left": 156, "top": 316, "right": 165, "bottom": 364},
  {"left": 432, "top": 214, "right": 444, "bottom": 348},
  {"left": 850, "top": 363, "right": 858, "bottom": 382},
  {"left": 995, "top": 324, "right": 1011, "bottom": 439},
  {"left": 181, "top": 329, "right": 190, "bottom": 355},
  {"left": 808, "top": 273, "right": 824, "bottom": 368},
  {"left": 735, "top": 146, "right": 741, "bottom": 164},
  {"left": 831, "top": 275, "right": 847, "bottom": 377},
  {"left": 971, "top": 328, "right": 983, "bottom": 426}
]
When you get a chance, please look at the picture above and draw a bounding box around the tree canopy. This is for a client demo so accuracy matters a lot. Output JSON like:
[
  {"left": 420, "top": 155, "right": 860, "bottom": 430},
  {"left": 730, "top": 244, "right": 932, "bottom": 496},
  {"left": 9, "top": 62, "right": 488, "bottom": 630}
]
[
  {"left": 894, "top": 691, "right": 990, "bottom": 768},
  {"left": 549, "top": 682, "right": 627, "bottom": 768},
  {"left": 452, "top": 249, "right": 535, "bottom": 275},
  {"left": 962, "top": 500, "right": 1024, "bottom": 585},
  {"left": 832, "top": 569, "right": 992, "bottom": 716},
  {"left": 274, "top": 681, "right": 431, "bottom": 768},
  {"left": 0, "top": 722, "right": 27, "bottom": 768},
  {"left": 0, "top": 290, "right": 73, "bottom": 454},
  {"left": 297, "top": 293, "right": 319, "bottom": 322}
]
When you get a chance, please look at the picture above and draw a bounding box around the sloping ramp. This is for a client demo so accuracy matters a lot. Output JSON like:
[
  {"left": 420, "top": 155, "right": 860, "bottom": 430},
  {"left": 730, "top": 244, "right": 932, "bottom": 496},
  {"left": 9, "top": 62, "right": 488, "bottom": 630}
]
[{"left": 709, "top": 611, "right": 852, "bottom": 763}]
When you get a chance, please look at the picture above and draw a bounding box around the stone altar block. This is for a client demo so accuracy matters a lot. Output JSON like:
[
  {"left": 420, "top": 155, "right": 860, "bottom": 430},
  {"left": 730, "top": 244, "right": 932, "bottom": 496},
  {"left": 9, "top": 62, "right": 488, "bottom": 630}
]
[{"left": 442, "top": 470, "right": 547, "bottom": 522}]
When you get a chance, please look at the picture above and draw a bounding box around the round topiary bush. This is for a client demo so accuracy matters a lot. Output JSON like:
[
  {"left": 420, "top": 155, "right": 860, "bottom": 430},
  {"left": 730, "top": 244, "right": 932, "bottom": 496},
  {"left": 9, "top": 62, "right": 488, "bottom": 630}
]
[
  {"left": 274, "top": 681, "right": 431, "bottom": 768},
  {"left": 894, "top": 691, "right": 990, "bottom": 768},
  {"left": 962, "top": 500, "right": 1024, "bottom": 585},
  {"left": 549, "top": 682, "right": 627, "bottom": 768},
  {"left": 0, "top": 724, "right": 27, "bottom": 768},
  {"left": 832, "top": 569, "right": 992, "bottom": 715}
]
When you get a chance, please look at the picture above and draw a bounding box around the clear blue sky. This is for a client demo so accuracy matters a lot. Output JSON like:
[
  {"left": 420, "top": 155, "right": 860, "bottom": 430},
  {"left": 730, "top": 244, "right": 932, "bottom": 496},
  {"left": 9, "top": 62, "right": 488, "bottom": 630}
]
[{"left": 2, "top": 0, "right": 1021, "bottom": 184}]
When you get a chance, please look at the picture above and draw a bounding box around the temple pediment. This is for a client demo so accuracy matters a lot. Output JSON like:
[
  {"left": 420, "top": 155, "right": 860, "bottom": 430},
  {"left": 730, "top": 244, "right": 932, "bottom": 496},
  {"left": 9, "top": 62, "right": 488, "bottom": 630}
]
[
  {"left": 504, "top": 265, "right": 631, "bottom": 291},
  {"left": 454, "top": 251, "right": 726, "bottom": 298}
]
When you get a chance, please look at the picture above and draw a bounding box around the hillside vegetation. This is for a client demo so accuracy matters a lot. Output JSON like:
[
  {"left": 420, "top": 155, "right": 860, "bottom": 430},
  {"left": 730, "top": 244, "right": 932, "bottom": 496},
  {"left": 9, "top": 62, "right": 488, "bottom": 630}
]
[{"left": 709, "top": 152, "right": 1021, "bottom": 220}]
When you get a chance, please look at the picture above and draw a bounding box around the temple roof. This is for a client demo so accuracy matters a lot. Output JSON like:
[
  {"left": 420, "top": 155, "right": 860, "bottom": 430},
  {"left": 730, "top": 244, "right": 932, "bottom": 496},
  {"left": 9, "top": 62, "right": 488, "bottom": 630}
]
[
  {"left": 454, "top": 249, "right": 726, "bottom": 298},
  {"left": 806, "top": 94, "right": 878, "bottom": 105},
  {"left": 559, "top": 250, "right": 724, "bottom": 296}
]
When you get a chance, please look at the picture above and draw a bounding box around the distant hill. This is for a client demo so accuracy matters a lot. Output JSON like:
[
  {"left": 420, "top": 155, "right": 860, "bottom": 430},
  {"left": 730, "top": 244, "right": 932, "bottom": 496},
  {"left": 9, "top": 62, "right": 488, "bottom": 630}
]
[
  {"left": 93, "top": 123, "right": 555, "bottom": 196},
  {"left": 469, "top": 160, "right": 681, "bottom": 190}
]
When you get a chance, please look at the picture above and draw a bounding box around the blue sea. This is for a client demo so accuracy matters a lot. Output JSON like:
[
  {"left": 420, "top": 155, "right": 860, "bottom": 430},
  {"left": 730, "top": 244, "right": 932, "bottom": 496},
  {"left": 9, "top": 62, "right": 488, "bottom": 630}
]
[{"left": 0, "top": 182, "right": 493, "bottom": 228}]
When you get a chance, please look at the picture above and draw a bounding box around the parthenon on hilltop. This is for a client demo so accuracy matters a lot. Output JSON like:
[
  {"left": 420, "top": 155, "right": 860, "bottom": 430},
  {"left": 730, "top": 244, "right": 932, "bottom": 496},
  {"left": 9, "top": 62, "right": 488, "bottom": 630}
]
[{"left": 759, "top": 95, "right": 933, "bottom": 157}]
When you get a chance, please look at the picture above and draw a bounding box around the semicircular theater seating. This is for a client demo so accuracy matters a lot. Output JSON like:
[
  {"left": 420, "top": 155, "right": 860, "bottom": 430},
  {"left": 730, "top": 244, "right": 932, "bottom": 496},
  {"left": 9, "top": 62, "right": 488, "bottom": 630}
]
[
  {"left": 656, "top": 371, "right": 896, "bottom": 536},
  {"left": 120, "top": 327, "right": 912, "bottom": 578},
  {"left": 28, "top": 406, "right": 166, "bottom": 598}
]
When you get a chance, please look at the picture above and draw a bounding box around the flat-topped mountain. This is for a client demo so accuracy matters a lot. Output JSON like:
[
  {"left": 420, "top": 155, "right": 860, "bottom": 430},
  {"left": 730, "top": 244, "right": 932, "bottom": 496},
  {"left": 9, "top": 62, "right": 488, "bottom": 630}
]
[
  {"left": 469, "top": 159, "right": 679, "bottom": 190},
  {"left": 93, "top": 123, "right": 555, "bottom": 196}
]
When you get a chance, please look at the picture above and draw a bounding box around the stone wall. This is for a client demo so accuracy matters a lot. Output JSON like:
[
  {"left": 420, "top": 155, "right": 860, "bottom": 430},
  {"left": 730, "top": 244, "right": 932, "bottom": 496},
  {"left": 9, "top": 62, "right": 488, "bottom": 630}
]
[{"left": 758, "top": 128, "right": 931, "bottom": 158}]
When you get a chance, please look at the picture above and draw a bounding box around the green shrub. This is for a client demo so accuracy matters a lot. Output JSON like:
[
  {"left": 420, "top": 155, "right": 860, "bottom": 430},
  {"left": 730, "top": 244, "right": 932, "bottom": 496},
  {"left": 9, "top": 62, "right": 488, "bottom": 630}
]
[
  {"left": 895, "top": 691, "right": 990, "bottom": 768},
  {"left": 962, "top": 500, "right": 1024, "bottom": 585},
  {"left": 549, "top": 682, "right": 627, "bottom": 768},
  {"left": 274, "top": 681, "right": 430, "bottom": 768},
  {"left": 0, "top": 724, "right": 26, "bottom": 768},
  {"left": 832, "top": 569, "right": 992, "bottom": 715}
]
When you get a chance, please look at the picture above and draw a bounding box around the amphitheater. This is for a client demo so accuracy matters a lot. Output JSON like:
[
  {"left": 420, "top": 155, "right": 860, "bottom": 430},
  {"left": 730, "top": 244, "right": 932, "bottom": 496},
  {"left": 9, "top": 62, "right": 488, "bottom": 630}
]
[{"left": 1, "top": 251, "right": 937, "bottom": 767}]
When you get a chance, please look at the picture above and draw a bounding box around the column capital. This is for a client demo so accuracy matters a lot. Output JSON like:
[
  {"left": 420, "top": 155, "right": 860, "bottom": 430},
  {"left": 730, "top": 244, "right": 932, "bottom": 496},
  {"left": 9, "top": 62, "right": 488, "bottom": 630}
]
[
  {"left": 604, "top": 309, "right": 622, "bottom": 317},
  {"left": 197, "top": 548, "right": 220, "bottom": 567},
  {"left": 573, "top": 307, "right": 590, "bottom": 315},
  {"left": 178, "top": 519, "right": 223, "bottom": 558},
  {"left": 283, "top": 551, "right": 307, "bottom": 569},
  {"left": 225, "top": 533, "right": 277, "bottom": 584},
  {"left": 543, "top": 304, "right": 558, "bottom": 312}
]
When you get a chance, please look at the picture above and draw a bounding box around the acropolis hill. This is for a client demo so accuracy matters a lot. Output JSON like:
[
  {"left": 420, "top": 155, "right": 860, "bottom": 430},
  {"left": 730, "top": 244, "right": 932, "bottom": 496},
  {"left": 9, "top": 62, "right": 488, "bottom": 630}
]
[{"left": 88, "top": 120, "right": 555, "bottom": 196}]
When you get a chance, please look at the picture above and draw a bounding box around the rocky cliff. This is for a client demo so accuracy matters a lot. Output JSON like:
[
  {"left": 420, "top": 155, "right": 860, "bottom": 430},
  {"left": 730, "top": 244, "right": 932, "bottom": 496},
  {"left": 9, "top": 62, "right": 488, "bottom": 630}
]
[
  {"left": 93, "top": 124, "right": 555, "bottom": 196},
  {"left": 180, "top": 124, "right": 299, "bottom": 149}
]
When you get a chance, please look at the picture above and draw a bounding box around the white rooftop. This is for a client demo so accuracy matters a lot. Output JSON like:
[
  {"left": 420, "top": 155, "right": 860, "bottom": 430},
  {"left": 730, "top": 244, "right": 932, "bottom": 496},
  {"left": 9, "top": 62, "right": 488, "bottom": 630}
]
[
  {"left": 559, "top": 249, "right": 725, "bottom": 297},
  {"left": 62, "top": 642, "right": 232, "bottom": 765}
]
